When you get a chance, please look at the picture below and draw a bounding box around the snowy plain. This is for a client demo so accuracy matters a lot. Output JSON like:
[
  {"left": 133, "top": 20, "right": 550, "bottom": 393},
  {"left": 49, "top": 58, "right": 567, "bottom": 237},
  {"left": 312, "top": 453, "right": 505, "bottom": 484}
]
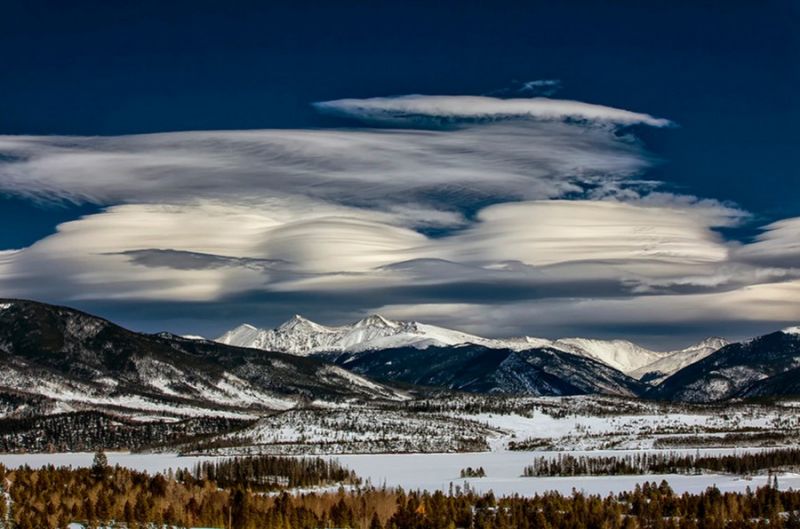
[{"left": 2, "top": 449, "right": 798, "bottom": 497}]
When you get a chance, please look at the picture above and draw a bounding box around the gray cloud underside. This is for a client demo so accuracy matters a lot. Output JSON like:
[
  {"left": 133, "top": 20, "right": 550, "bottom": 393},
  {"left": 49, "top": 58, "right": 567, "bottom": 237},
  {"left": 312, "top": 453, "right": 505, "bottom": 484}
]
[{"left": 0, "top": 94, "right": 797, "bottom": 341}]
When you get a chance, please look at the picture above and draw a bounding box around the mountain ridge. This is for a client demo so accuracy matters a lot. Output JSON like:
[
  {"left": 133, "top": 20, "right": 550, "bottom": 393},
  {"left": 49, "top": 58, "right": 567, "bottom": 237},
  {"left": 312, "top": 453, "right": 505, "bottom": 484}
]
[
  {"left": 649, "top": 330, "right": 800, "bottom": 402},
  {"left": 0, "top": 298, "right": 406, "bottom": 421},
  {"left": 217, "top": 314, "right": 729, "bottom": 379},
  {"left": 321, "top": 343, "right": 647, "bottom": 397}
]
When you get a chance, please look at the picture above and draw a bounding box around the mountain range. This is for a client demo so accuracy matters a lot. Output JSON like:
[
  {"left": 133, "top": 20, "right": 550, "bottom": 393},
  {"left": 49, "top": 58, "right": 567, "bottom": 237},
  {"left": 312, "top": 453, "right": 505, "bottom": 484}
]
[
  {"left": 0, "top": 297, "right": 798, "bottom": 427},
  {"left": 216, "top": 314, "right": 728, "bottom": 381}
]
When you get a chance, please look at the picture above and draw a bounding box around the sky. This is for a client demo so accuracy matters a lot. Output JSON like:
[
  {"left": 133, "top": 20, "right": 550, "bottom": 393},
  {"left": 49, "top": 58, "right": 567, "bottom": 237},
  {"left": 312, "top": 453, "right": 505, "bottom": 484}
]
[{"left": 0, "top": 1, "right": 798, "bottom": 347}]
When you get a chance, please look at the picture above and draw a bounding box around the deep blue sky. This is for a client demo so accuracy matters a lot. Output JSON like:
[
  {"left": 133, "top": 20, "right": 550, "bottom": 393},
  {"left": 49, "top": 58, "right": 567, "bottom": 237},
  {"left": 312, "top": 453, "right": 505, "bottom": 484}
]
[{"left": 1, "top": 0, "right": 798, "bottom": 249}]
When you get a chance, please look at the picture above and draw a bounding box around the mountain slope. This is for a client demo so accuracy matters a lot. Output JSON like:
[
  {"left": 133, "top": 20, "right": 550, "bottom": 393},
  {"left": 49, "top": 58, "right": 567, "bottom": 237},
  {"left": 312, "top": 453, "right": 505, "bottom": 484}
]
[
  {"left": 0, "top": 299, "right": 405, "bottom": 420},
  {"left": 217, "top": 314, "right": 488, "bottom": 356},
  {"left": 217, "top": 315, "right": 726, "bottom": 378},
  {"left": 650, "top": 330, "right": 800, "bottom": 402},
  {"left": 321, "top": 344, "right": 646, "bottom": 397},
  {"left": 630, "top": 337, "right": 729, "bottom": 383},
  {"left": 736, "top": 366, "right": 800, "bottom": 399},
  {"left": 549, "top": 338, "right": 669, "bottom": 374}
]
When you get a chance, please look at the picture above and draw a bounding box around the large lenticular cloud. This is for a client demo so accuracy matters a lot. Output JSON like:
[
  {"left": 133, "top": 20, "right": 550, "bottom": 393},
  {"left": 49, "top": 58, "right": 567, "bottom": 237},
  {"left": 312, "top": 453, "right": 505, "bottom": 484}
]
[{"left": 0, "top": 93, "right": 798, "bottom": 340}]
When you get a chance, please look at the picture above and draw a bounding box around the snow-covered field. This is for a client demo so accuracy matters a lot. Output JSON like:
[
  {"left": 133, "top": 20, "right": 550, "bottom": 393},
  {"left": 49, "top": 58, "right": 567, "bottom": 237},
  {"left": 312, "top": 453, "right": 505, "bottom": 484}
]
[
  {"left": 2, "top": 449, "right": 798, "bottom": 497},
  {"left": 428, "top": 396, "right": 800, "bottom": 451},
  {"left": 4, "top": 395, "right": 798, "bottom": 497},
  {"left": 210, "top": 407, "right": 495, "bottom": 454},
  {"left": 334, "top": 450, "right": 800, "bottom": 496},
  {"left": 470, "top": 406, "right": 799, "bottom": 451},
  {"left": 2, "top": 395, "right": 797, "bottom": 456},
  {"left": 128, "top": 396, "right": 797, "bottom": 455},
  {"left": 0, "top": 452, "right": 227, "bottom": 475}
]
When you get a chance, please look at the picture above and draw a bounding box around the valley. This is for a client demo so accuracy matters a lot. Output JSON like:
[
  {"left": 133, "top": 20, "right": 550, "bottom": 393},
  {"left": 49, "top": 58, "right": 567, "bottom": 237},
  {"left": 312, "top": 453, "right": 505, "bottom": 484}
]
[
  {"left": 2, "top": 299, "right": 800, "bottom": 527},
  {"left": 2, "top": 299, "right": 800, "bottom": 457}
]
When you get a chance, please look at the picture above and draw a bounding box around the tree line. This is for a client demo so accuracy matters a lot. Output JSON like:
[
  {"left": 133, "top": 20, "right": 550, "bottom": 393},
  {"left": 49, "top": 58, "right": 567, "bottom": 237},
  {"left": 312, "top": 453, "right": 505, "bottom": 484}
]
[
  {"left": 3, "top": 458, "right": 800, "bottom": 529},
  {"left": 523, "top": 449, "right": 800, "bottom": 477},
  {"left": 179, "top": 454, "right": 359, "bottom": 491},
  {"left": 0, "top": 411, "right": 253, "bottom": 452}
]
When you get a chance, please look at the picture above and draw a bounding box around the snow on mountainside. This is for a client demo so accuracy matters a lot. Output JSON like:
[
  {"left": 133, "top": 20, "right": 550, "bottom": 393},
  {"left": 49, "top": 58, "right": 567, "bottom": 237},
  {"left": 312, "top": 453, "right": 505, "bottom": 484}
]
[
  {"left": 630, "top": 337, "right": 730, "bottom": 383},
  {"left": 333, "top": 344, "right": 646, "bottom": 398},
  {"left": 217, "top": 314, "right": 489, "bottom": 357},
  {"left": 0, "top": 299, "right": 407, "bottom": 422},
  {"left": 549, "top": 338, "right": 667, "bottom": 374},
  {"left": 216, "top": 315, "right": 727, "bottom": 378},
  {"left": 651, "top": 330, "right": 800, "bottom": 402}
]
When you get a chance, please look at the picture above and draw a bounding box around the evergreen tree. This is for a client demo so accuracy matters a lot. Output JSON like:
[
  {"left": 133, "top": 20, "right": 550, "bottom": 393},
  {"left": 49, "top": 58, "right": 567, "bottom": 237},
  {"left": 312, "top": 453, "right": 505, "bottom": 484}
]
[{"left": 92, "top": 448, "right": 109, "bottom": 481}]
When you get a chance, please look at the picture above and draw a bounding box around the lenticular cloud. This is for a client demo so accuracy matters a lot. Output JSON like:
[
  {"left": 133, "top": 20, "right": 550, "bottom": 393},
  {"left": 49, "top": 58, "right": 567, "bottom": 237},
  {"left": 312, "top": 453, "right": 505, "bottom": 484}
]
[
  {"left": 313, "top": 94, "right": 674, "bottom": 127},
  {"left": 1, "top": 93, "right": 798, "bottom": 336}
]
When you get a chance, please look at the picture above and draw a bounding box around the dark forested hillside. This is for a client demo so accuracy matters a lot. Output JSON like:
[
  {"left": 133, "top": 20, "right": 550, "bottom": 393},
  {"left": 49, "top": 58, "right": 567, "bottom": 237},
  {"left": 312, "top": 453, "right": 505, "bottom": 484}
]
[
  {"left": 0, "top": 298, "right": 404, "bottom": 421},
  {"left": 321, "top": 344, "right": 646, "bottom": 397},
  {"left": 0, "top": 411, "right": 254, "bottom": 452},
  {"left": 651, "top": 331, "right": 800, "bottom": 402}
]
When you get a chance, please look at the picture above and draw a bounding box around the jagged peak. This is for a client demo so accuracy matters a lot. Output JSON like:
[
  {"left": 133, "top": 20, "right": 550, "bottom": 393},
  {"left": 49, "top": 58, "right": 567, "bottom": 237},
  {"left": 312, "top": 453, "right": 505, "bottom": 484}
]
[
  {"left": 688, "top": 336, "right": 729, "bottom": 348},
  {"left": 277, "top": 314, "right": 328, "bottom": 332},
  {"left": 354, "top": 313, "right": 399, "bottom": 329},
  {"left": 214, "top": 323, "right": 259, "bottom": 344},
  {"left": 783, "top": 326, "right": 800, "bottom": 336}
]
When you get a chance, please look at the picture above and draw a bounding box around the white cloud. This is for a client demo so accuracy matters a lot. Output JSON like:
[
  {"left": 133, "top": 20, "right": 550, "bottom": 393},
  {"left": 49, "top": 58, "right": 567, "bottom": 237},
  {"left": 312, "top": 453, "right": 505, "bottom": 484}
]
[
  {"left": 440, "top": 200, "right": 732, "bottom": 267},
  {"left": 0, "top": 121, "right": 651, "bottom": 219},
  {"left": 735, "top": 217, "right": 800, "bottom": 267},
  {"left": 376, "top": 279, "right": 800, "bottom": 342},
  {"left": 0, "top": 198, "right": 747, "bottom": 301},
  {"left": 0, "top": 93, "right": 796, "bottom": 338},
  {"left": 314, "top": 94, "right": 673, "bottom": 127}
]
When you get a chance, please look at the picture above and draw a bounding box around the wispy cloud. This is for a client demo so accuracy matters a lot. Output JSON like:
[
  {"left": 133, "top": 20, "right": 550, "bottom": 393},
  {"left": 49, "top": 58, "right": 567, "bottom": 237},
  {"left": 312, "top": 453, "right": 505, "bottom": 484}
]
[
  {"left": 734, "top": 217, "right": 800, "bottom": 268},
  {"left": 487, "top": 79, "right": 564, "bottom": 97},
  {"left": 313, "top": 94, "right": 674, "bottom": 127},
  {"left": 0, "top": 121, "right": 653, "bottom": 223},
  {"left": 519, "top": 79, "right": 562, "bottom": 96}
]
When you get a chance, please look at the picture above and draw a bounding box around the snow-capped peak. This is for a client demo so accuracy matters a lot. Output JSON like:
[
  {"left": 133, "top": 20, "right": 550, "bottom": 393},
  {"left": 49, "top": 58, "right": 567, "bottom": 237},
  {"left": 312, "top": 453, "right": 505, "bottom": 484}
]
[
  {"left": 277, "top": 314, "right": 331, "bottom": 333},
  {"left": 354, "top": 314, "right": 400, "bottom": 329},
  {"left": 216, "top": 314, "right": 478, "bottom": 356},
  {"left": 216, "top": 323, "right": 263, "bottom": 348},
  {"left": 215, "top": 314, "right": 731, "bottom": 379},
  {"left": 685, "top": 336, "right": 729, "bottom": 351}
]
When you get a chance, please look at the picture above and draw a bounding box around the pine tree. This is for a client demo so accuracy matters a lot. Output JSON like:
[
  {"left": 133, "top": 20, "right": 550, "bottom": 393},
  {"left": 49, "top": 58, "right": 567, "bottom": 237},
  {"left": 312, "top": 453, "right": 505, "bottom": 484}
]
[
  {"left": 92, "top": 449, "right": 109, "bottom": 481},
  {"left": 370, "top": 511, "right": 384, "bottom": 529}
]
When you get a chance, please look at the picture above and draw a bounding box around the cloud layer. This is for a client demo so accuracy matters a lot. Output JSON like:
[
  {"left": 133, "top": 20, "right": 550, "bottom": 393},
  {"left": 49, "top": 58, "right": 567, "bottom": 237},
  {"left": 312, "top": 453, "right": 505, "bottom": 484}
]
[{"left": 0, "top": 94, "right": 797, "bottom": 344}]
